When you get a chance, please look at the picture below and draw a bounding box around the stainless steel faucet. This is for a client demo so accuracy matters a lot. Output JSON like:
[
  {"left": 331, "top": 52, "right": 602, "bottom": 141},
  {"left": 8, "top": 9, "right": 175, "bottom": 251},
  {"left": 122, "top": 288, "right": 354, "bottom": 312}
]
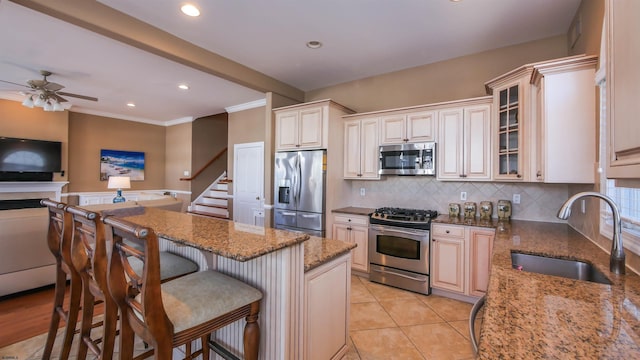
[{"left": 557, "top": 191, "right": 625, "bottom": 275}]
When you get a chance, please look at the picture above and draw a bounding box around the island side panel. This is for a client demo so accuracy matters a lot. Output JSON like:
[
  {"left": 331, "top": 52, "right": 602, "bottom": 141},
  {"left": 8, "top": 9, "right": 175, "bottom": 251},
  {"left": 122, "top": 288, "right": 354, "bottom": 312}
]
[{"left": 212, "top": 242, "right": 305, "bottom": 360}]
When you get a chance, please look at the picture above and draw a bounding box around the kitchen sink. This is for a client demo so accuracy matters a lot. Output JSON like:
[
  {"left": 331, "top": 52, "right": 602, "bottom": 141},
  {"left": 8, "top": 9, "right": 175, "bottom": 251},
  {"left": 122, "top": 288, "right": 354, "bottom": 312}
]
[{"left": 511, "top": 252, "right": 611, "bottom": 285}]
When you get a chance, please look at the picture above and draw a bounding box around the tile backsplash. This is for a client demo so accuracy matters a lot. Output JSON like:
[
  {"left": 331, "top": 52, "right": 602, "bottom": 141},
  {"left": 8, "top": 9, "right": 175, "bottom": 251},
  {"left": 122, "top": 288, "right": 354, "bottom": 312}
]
[{"left": 345, "top": 177, "right": 570, "bottom": 223}]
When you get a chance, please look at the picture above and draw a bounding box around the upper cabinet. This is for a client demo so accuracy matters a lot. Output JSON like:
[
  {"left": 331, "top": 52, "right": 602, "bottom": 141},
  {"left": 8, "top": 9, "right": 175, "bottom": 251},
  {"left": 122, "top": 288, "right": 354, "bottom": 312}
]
[
  {"left": 437, "top": 98, "right": 492, "bottom": 181},
  {"left": 380, "top": 110, "right": 436, "bottom": 144},
  {"left": 531, "top": 55, "right": 598, "bottom": 183},
  {"left": 606, "top": 0, "right": 640, "bottom": 179},
  {"left": 344, "top": 117, "right": 380, "bottom": 179},
  {"left": 274, "top": 100, "right": 354, "bottom": 154},
  {"left": 485, "top": 71, "right": 532, "bottom": 181},
  {"left": 485, "top": 54, "right": 598, "bottom": 183},
  {"left": 275, "top": 106, "right": 324, "bottom": 150}
]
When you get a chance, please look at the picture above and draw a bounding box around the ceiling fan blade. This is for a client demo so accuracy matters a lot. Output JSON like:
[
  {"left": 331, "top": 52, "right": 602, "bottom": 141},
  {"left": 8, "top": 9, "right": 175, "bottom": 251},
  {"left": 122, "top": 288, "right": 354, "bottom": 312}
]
[
  {"left": 0, "top": 79, "right": 30, "bottom": 88},
  {"left": 51, "top": 93, "right": 68, "bottom": 103},
  {"left": 57, "top": 91, "right": 98, "bottom": 102},
  {"left": 43, "top": 82, "right": 64, "bottom": 91},
  {"left": 27, "top": 79, "right": 46, "bottom": 89}
]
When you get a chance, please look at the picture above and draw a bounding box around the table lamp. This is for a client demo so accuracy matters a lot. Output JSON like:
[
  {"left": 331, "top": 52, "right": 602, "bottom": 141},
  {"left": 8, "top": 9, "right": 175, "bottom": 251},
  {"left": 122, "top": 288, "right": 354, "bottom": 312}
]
[{"left": 107, "top": 176, "right": 131, "bottom": 203}]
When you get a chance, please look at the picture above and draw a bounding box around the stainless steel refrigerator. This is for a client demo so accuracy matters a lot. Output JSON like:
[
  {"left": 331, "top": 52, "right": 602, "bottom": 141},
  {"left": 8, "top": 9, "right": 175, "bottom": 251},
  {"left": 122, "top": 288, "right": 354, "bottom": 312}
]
[{"left": 274, "top": 150, "right": 326, "bottom": 237}]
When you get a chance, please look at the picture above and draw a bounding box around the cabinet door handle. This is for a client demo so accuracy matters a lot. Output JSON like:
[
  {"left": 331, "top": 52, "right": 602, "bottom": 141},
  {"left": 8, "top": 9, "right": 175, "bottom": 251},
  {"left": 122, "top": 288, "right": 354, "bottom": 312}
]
[
  {"left": 537, "top": 171, "right": 542, "bottom": 178},
  {"left": 517, "top": 174, "right": 522, "bottom": 178},
  {"left": 445, "top": 230, "right": 450, "bottom": 234},
  {"left": 347, "top": 227, "right": 352, "bottom": 231}
]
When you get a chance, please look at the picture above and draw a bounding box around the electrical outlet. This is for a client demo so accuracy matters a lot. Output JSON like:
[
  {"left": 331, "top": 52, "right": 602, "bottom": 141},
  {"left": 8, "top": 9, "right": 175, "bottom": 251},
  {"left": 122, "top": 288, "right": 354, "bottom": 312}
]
[
  {"left": 513, "top": 193, "right": 521, "bottom": 204},
  {"left": 360, "top": 188, "right": 366, "bottom": 197},
  {"left": 460, "top": 191, "right": 467, "bottom": 201}
]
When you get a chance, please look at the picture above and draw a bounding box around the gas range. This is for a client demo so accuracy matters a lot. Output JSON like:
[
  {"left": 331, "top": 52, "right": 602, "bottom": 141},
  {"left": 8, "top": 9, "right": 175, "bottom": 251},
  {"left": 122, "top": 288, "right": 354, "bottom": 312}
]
[{"left": 369, "top": 207, "right": 438, "bottom": 230}]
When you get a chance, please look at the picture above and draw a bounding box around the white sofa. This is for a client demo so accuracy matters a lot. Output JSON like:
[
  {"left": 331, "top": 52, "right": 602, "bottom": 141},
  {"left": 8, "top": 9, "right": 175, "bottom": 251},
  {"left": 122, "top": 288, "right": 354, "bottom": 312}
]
[{"left": 0, "top": 196, "right": 183, "bottom": 297}]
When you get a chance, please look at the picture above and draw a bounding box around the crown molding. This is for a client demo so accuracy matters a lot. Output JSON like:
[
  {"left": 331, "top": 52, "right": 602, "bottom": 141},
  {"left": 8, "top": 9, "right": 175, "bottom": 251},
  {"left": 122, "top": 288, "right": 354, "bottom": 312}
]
[{"left": 225, "top": 98, "right": 267, "bottom": 113}]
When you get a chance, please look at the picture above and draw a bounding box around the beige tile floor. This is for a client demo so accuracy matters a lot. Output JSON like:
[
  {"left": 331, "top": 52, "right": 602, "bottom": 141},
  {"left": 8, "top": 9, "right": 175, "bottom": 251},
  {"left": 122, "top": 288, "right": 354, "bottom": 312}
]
[{"left": 344, "top": 275, "right": 479, "bottom": 360}]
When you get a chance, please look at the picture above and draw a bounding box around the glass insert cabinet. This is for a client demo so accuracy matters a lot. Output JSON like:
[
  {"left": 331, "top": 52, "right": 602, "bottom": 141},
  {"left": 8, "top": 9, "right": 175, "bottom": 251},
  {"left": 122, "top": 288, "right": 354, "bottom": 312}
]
[{"left": 498, "top": 85, "right": 521, "bottom": 177}]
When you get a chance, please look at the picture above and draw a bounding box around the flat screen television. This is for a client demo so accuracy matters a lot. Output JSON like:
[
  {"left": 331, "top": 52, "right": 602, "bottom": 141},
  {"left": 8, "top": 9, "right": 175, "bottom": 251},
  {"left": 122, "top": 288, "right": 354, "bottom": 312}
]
[{"left": 0, "top": 137, "right": 62, "bottom": 173}]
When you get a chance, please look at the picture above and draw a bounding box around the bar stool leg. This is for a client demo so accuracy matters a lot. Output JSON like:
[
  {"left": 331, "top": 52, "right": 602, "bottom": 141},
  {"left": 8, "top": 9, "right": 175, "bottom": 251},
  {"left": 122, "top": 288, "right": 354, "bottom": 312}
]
[
  {"left": 60, "top": 276, "right": 82, "bottom": 360},
  {"left": 42, "top": 264, "right": 66, "bottom": 360},
  {"left": 243, "top": 302, "right": 261, "bottom": 360}
]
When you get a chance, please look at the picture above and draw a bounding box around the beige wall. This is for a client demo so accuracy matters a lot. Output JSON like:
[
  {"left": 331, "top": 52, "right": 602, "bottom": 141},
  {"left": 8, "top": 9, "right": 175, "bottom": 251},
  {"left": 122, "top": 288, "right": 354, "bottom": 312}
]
[
  {"left": 190, "top": 113, "right": 228, "bottom": 201},
  {"left": 0, "top": 99, "right": 69, "bottom": 184},
  {"left": 165, "top": 122, "right": 192, "bottom": 192},
  {"left": 568, "top": 0, "right": 604, "bottom": 57},
  {"left": 305, "top": 36, "right": 568, "bottom": 112},
  {"left": 227, "top": 106, "right": 266, "bottom": 183},
  {"left": 68, "top": 112, "right": 166, "bottom": 192}
]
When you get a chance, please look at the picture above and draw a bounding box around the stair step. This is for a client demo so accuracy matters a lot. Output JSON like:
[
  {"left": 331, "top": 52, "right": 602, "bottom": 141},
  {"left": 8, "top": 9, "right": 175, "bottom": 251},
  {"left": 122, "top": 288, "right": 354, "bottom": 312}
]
[
  {"left": 212, "top": 183, "right": 228, "bottom": 191},
  {"left": 209, "top": 189, "right": 229, "bottom": 197},
  {"left": 200, "top": 197, "right": 228, "bottom": 207},
  {"left": 189, "top": 210, "right": 229, "bottom": 219},
  {"left": 193, "top": 204, "right": 229, "bottom": 217}
]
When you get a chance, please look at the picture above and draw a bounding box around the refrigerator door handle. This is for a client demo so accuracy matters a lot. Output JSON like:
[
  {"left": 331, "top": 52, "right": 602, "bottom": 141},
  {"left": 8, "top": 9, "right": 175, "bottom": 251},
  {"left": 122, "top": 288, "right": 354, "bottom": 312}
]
[
  {"left": 300, "top": 214, "right": 318, "bottom": 218},
  {"left": 281, "top": 212, "right": 296, "bottom": 216},
  {"left": 295, "top": 152, "right": 302, "bottom": 206}
]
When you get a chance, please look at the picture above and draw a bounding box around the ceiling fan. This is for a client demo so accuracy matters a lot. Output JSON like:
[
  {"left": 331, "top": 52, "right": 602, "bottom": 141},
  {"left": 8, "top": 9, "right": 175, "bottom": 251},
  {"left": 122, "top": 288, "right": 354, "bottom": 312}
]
[{"left": 0, "top": 70, "right": 98, "bottom": 111}]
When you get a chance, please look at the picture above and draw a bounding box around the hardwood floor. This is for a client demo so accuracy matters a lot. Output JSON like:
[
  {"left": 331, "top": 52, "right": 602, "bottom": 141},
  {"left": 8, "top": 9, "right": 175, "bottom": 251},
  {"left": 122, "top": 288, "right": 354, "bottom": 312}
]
[{"left": 0, "top": 284, "right": 103, "bottom": 348}]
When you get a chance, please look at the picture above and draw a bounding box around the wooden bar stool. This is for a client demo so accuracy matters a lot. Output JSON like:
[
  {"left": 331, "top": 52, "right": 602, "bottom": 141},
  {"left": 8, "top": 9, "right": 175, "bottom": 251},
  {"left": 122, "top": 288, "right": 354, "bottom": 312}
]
[
  {"left": 66, "top": 205, "right": 201, "bottom": 360},
  {"left": 41, "top": 199, "right": 81, "bottom": 360},
  {"left": 103, "top": 215, "right": 262, "bottom": 360}
]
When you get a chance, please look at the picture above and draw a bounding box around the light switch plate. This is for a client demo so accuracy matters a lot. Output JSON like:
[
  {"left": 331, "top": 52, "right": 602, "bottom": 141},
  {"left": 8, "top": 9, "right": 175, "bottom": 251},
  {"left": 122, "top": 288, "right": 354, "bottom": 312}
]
[
  {"left": 360, "top": 188, "right": 366, "bottom": 197},
  {"left": 460, "top": 192, "right": 467, "bottom": 201}
]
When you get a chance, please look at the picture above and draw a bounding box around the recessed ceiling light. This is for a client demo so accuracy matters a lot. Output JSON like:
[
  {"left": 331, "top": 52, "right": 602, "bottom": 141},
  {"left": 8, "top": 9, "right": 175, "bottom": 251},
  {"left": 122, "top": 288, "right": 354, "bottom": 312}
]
[
  {"left": 178, "top": 84, "right": 190, "bottom": 90},
  {"left": 181, "top": 4, "right": 201, "bottom": 17},
  {"left": 126, "top": 102, "right": 136, "bottom": 107},
  {"left": 306, "top": 40, "right": 322, "bottom": 49}
]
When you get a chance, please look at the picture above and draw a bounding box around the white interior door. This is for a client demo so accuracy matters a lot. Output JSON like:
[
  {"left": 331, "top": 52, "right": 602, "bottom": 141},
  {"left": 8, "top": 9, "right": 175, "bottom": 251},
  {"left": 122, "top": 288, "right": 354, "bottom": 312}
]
[{"left": 233, "top": 142, "right": 265, "bottom": 226}]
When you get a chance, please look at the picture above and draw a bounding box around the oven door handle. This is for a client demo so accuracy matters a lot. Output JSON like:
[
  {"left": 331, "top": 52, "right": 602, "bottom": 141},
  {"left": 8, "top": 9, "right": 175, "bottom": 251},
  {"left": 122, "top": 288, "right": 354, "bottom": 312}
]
[
  {"left": 371, "top": 267, "right": 428, "bottom": 282},
  {"left": 370, "top": 225, "right": 429, "bottom": 238}
]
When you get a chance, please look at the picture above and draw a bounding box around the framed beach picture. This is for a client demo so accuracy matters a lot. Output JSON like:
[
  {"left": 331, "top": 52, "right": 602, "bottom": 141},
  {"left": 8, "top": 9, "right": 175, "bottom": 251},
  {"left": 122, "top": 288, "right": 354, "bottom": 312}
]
[{"left": 100, "top": 149, "right": 145, "bottom": 181}]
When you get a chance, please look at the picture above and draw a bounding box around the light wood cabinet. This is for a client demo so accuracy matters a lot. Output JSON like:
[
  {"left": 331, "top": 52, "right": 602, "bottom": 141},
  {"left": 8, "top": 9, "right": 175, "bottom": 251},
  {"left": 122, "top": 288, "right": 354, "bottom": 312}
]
[
  {"left": 275, "top": 106, "right": 324, "bottom": 150},
  {"left": 380, "top": 110, "right": 436, "bottom": 144},
  {"left": 485, "top": 74, "right": 531, "bottom": 181},
  {"left": 304, "top": 253, "right": 350, "bottom": 360},
  {"left": 437, "top": 101, "right": 492, "bottom": 181},
  {"left": 431, "top": 225, "right": 465, "bottom": 293},
  {"left": 606, "top": 0, "right": 640, "bottom": 179},
  {"left": 431, "top": 223, "right": 495, "bottom": 297},
  {"left": 344, "top": 117, "right": 380, "bottom": 179},
  {"left": 332, "top": 214, "right": 369, "bottom": 273},
  {"left": 468, "top": 227, "right": 495, "bottom": 296},
  {"left": 531, "top": 56, "right": 598, "bottom": 183}
]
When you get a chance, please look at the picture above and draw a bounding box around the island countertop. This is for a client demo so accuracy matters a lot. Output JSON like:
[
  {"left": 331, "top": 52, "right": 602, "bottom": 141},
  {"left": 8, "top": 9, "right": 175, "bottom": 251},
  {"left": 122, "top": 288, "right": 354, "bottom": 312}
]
[
  {"left": 103, "top": 207, "right": 309, "bottom": 262},
  {"left": 477, "top": 220, "right": 640, "bottom": 358}
]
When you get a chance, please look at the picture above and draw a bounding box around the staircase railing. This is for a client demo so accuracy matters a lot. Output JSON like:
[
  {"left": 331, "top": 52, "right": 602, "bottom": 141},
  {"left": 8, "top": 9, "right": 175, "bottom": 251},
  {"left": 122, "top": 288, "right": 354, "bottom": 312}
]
[{"left": 179, "top": 147, "right": 227, "bottom": 181}]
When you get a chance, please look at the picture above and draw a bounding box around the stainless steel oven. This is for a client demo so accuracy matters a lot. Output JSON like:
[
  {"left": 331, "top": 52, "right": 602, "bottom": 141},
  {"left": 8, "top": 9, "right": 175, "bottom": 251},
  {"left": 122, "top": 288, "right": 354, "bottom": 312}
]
[{"left": 369, "top": 223, "right": 431, "bottom": 295}]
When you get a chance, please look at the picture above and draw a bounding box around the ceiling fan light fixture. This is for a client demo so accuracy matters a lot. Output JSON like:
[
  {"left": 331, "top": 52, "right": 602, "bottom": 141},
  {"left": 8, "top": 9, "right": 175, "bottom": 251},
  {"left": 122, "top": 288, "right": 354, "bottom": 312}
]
[
  {"left": 53, "top": 101, "right": 64, "bottom": 112},
  {"left": 43, "top": 101, "right": 54, "bottom": 112},
  {"left": 181, "top": 4, "right": 200, "bottom": 17},
  {"left": 33, "top": 95, "right": 46, "bottom": 107},
  {"left": 22, "top": 96, "right": 34, "bottom": 108}
]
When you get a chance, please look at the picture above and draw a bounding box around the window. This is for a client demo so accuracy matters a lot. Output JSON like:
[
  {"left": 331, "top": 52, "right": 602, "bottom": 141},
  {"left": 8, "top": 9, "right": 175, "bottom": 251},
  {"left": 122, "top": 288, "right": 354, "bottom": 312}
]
[{"left": 600, "top": 79, "right": 640, "bottom": 255}]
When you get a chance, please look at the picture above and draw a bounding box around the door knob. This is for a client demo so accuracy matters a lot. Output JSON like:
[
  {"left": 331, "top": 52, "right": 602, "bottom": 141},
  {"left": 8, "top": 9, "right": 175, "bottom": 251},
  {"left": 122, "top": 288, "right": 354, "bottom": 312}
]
[{"left": 256, "top": 196, "right": 260, "bottom": 200}]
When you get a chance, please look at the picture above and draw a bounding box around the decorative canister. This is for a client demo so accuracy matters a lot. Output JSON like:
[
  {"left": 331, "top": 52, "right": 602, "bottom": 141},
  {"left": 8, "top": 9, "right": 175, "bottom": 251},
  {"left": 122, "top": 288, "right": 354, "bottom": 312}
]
[
  {"left": 497, "top": 199, "right": 512, "bottom": 220},
  {"left": 463, "top": 202, "right": 477, "bottom": 219},
  {"left": 479, "top": 201, "right": 493, "bottom": 220},
  {"left": 448, "top": 203, "right": 461, "bottom": 218}
]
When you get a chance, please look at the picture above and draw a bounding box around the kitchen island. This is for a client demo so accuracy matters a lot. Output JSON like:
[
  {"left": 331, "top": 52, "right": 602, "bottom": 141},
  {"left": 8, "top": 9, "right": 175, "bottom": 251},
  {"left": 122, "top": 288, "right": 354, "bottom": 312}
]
[
  {"left": 105, "top": 206, "right": 355, "bottom": 360},
  {"left": 478, "top": 220, "right": 640, "bottom": 358}
]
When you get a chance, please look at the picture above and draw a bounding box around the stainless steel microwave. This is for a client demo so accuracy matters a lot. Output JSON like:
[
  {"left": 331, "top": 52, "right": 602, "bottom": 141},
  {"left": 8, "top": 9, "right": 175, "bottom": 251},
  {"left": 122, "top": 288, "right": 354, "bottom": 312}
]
[{"left": 379, "top": 142, "right": 436, "bottom": 176}]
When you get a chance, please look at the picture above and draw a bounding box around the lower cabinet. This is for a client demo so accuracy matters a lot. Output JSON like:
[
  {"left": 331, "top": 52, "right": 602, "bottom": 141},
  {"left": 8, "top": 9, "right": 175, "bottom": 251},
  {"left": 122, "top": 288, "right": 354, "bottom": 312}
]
[
  {"left": 431, "top": 223, "right": 495, "bottom": 296},
  {"left": 304, "top": 253, "right": 351, "bottom": 360},
  {"left": 332, "top": 214, "right": 369, "bottom": 273}
]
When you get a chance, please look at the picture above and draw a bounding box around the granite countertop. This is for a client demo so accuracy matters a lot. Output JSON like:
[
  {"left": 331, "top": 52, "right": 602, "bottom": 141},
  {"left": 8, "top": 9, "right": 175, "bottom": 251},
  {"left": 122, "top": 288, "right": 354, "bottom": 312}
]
[
  {"left": 477, "top": 220, "right": 640, "bottom": 358},
  {"left": 433, "top": 214, "right": 500, "bottom": 228},
  {"left": 103, "top": 207, "right": 309, "bottom": 262},
  {"left": 304, "top": 235, "right": 357, "bottom": 272},
  {"left": 332, "top": 206, "right": 375, "bottom": 216}
]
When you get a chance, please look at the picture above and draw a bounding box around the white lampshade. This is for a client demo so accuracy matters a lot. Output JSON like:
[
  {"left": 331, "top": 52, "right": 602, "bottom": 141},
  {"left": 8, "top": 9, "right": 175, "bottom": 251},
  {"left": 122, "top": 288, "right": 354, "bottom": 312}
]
[
  {"left": 22, "top": 96, "right": 34, "bottom": 108},
  {"left": 52, "top": 101, "right": 64, "bottom": 111},
  {"left": 107, "top": 176, "right": 131, "bottom": 189},
  {"left": 43, "top": 101, "right": 53, "bottom": 111},
  {"left": 34, "top": 95, "right": 46, "bottom": 107}
]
